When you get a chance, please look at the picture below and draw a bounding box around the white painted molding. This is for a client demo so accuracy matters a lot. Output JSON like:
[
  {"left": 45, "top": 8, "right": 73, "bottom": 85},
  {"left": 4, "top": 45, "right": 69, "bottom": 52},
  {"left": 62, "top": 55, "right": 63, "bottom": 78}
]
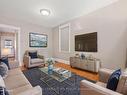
[
  {"left": 0, "top": 24, "right": 21, "bottom": 66},
  {"left": 54, "top": 58, "right": 70, "bottom": 65},
  {"left": 0, "top": 24, "right": 20, "bottom": 30}
]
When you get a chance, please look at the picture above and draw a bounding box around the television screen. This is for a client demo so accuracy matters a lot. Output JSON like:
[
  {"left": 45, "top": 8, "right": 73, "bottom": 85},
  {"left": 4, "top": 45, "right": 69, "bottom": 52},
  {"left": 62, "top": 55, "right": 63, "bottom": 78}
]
[{"left": 75, "top": 32, "right": 97, "bottom": 52}]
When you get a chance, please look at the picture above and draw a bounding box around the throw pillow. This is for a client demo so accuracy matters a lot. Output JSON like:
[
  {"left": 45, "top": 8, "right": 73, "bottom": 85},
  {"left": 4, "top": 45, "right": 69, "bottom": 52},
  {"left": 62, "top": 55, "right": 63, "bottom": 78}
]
[
  {"left": 106, "top": 69, "right": 121, "bottom": 91},
  {"left": 0, "top": 57, "right": 10, "bottom": 69},
  {"left": 0, "top": 76, "right": 5, "bottom": 88},
  {"left": 116, "top": 73, "right": 127, "bottom": 94},
  {"left": 0, "top": 86, "right": 9, "bottom": 95},
  {"left": 29, "top": 52, "right": 38, "bottom": 59},
  {"left": 0, "top": 62, "right": 8, "bottom": 79}
]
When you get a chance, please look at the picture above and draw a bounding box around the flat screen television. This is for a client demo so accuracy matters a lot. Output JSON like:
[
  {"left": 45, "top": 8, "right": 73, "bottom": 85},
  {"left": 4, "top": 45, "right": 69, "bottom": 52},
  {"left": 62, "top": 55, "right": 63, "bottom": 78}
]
[{"left": 75, "top": 32, "right": 97, "bottom": 52}]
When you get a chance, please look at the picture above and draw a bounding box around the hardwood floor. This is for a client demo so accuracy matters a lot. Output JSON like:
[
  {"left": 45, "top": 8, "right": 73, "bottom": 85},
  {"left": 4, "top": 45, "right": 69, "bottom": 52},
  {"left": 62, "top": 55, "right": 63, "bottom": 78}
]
[
  {"left": 21, "top": 62, "right": 99, "bottom": 81},
  {"left": 55, "top": 62, "right": 99, "bottom": 81}
]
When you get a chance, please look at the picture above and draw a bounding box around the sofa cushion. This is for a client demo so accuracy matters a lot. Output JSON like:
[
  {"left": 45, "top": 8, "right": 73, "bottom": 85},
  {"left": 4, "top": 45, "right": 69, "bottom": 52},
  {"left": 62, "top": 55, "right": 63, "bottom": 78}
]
[
  {"left": 4, "top": 74, "right": 30, "bottom": 90},
  {"left": 29, "top": 52, "right": 38, "bottom": 59},
  {"left": 11, "top": 84, "right": 32, "bottom": 95},
  {"left": 16, "top": 86, "right": 42, "bottom": 95},
  {"left": 116, "top": 73, "right": 127, "bottom": 94},
  {"left": 8, "top": 68, "right": 22, "bottom": 76},
  {"left": 106, "top": 69, "right": 121, "bottom": 91},
  {"left": 31, "top": 58, "right": 44, "bottom": 64}
]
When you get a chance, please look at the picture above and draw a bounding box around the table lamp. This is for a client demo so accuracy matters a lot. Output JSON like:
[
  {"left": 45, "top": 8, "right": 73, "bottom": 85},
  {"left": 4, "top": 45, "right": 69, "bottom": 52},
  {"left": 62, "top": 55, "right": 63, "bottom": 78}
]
[{"left": 2, "top": 48, "right": 11, "bottom": 57}]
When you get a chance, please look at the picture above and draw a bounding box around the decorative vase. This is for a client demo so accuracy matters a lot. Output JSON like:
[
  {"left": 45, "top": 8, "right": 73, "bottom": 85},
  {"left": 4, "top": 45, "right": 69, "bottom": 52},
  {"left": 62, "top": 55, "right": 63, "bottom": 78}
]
[
  {"left": 81, "top": 53, "right": 85, "bottom": 59},
  {"left": 48, "top": 64, "right": 53, "bottom": 74}
]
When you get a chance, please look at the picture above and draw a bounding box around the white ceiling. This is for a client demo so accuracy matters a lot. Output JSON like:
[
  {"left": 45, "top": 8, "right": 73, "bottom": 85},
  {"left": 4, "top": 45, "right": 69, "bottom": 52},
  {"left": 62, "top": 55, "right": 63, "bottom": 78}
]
[{"left": 0, "top": 0, "right": 118, "bottom": 28}]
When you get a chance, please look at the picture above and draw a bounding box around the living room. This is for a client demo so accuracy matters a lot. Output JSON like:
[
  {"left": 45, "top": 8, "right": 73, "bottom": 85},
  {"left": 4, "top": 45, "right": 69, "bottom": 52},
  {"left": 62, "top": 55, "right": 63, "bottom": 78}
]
[{"left": 0, "top": 0, "right": 127, "bottom": 95}]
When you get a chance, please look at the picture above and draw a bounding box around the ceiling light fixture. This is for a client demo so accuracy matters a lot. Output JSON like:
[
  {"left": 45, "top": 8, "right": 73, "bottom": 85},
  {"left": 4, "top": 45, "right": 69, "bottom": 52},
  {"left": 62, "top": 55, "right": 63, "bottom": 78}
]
[{"left": 40, "top": 9, "right": 50, "bottom": 16}]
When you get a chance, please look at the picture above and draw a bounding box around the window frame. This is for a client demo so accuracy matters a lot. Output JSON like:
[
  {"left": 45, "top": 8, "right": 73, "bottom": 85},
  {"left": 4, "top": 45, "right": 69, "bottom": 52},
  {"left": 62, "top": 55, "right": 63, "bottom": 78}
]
[{"left": 59, "top": 23, "right": 70, "bottom": 53}]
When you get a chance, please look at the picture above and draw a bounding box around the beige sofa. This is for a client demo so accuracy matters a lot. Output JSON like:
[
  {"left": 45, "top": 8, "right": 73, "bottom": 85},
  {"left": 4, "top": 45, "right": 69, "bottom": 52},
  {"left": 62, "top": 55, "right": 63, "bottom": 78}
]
[
  {"left": 4, "top": 68, "right": 42, "bottom": 95},
  {"left": 80, "top": 68, "right": 127, "bottom": 95},
  {"left": 23, "top": 50, "right": 45, "bottom": 68}
]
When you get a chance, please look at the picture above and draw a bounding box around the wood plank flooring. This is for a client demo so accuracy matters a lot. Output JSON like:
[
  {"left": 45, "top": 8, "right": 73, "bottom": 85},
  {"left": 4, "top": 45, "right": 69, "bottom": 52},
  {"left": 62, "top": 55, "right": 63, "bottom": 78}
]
[{"left": 54, "top": 62, "right": 99, "bottom": 81}]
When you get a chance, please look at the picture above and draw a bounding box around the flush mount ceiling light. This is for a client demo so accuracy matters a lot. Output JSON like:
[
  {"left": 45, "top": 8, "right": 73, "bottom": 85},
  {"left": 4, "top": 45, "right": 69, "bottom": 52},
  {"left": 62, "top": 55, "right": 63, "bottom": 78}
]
[{"left": 40, "top": 9, "right": 50, "bottom": 16}]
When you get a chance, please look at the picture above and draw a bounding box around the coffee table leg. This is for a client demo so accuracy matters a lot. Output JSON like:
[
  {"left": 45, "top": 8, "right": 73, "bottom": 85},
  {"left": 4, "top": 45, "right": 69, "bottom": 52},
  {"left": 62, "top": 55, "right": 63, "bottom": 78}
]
[
  {"left": 75, "top": 74, "right": 77, "bottom": 86},
  {"left": 59, "top": 82, "right": 61, "bottom": 95}
]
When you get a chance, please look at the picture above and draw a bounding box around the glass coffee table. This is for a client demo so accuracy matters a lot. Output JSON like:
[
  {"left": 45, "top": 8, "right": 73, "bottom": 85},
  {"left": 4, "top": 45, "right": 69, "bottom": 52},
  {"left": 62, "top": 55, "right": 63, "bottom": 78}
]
[{"left": 39, "top": 66, "right": 77, "bottom": 95}]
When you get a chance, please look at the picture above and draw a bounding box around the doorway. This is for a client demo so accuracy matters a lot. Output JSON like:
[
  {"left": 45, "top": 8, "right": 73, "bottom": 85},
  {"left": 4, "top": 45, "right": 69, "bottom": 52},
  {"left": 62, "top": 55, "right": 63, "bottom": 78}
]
[{"left": 0, "top": 24, "right": 21, "bottom": 65}]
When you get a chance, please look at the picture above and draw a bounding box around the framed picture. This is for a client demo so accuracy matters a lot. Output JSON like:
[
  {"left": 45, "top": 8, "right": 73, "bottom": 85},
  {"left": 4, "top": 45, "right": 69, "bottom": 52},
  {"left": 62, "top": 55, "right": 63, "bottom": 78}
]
[
  {"left": 5, "top": 40, "right": 13, "bottom": 48},
  {"left": 29, "top": 33, "right": 48, "bottom": 47}
]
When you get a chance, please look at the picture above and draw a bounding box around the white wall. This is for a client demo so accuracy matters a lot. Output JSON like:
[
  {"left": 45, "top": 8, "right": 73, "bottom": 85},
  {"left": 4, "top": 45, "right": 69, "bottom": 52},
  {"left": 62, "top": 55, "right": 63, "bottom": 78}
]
[
  {"left": 0, "top": 17, "right": 52, "bottom": 65},
  {"left": 53, "top": 0, "right": 127, "bottom": 70}
]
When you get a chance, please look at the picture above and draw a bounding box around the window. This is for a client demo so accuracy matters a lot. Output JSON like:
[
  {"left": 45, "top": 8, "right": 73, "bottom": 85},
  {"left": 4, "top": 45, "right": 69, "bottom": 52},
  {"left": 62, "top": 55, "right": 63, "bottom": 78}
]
[
  {"left": 4, "top": 40, "right": 13, "bottom": 48},
  {"left": 59, "top": 23, "right": 70, "bottom": 52}
]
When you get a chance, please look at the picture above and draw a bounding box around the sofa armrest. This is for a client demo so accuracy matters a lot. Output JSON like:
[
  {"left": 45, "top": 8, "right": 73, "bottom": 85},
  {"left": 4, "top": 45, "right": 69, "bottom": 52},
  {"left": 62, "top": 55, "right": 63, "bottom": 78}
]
[
  {"left": 80, "top": 80, "right": 123, "bottom": 95},
  {"left": 17, "top": 86, "right": 42, "bottom": 95},
  {"left": 99, "top": 68, "right": 114, "bottom": 83},
  {"left": 23, "top": 55, "right": 31, "bottom": 67},
  {"left": 9, "top": 60, "right": 19, "bottom": 69}
]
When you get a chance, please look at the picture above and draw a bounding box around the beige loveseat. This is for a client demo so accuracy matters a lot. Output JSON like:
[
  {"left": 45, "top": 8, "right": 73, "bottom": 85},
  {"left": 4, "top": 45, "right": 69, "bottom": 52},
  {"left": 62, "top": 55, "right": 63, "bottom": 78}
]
[
  {"left": 80, "top": 68, "right": 127, "bottom": 95},
  {"left": 4, "top": 68, "right": 42, "bottom": 95},
  {"left": 23, "top": 50, "right": 45, "bottom": 68}
]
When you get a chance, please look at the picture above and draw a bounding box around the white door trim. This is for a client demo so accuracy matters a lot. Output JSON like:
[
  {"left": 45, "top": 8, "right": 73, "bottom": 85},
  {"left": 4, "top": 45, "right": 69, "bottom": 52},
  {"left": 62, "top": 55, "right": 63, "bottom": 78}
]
[{"left": 0, "top": 24, "right": 21, "bottom": 65}]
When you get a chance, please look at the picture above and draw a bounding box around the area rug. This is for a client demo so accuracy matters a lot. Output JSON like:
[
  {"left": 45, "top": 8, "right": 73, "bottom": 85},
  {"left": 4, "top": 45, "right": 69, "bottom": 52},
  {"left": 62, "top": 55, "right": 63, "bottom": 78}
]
[{"left": 23, "top": 68, "right": 95, "bottom": 95}]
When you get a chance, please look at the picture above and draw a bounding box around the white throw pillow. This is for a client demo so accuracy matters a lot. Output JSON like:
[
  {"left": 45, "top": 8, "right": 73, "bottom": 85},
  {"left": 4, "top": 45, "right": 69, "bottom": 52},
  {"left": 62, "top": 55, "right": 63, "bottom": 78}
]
[{"left": 0, "top": 75, "right": 5, "bottom": 87}]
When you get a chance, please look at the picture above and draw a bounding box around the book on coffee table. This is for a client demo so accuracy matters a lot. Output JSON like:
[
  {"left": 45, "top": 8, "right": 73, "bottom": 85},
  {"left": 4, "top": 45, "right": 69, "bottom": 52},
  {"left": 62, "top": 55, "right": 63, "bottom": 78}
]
[{"left": 53, "top": 67, "right": 69, "bottom": 76}]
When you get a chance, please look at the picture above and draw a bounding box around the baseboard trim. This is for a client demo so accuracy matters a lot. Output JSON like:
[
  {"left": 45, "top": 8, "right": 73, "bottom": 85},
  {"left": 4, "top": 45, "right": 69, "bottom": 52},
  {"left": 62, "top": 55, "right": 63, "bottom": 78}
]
[{"left": 54, "top": 58, "right": 70, "bottom": 65}]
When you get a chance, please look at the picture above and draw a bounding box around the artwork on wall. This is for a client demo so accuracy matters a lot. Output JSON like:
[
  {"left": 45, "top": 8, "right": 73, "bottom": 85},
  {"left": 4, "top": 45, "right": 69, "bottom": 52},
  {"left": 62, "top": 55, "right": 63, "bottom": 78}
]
[
  {"left": 29, "top": 33, "right": 48, "bottom": 47},
  {"left": 4, "top": 40, "right": 13, "bottom": 48}
]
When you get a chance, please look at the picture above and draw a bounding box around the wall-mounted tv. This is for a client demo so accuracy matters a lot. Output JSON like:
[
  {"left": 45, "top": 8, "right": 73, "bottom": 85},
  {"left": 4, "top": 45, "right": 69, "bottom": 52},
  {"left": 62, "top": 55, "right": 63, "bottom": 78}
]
[{"left": 75, "top": 32, "right": 97, "bottom": 52}]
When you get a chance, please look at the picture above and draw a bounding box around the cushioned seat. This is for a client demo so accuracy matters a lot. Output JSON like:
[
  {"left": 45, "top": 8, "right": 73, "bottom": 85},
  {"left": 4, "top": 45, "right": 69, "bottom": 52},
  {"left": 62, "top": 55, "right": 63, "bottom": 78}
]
[
  {"left": 1, "top": 65, "right": 42, "bottom": 95},
  {"left": 23, "top": 50, "right": 45, "bottom": 68},
  {"left": 11, "top": 84, "right": 32, "bottom": 95},
  {"left": 8, "top": 68, "right": 22, "bottom": 76},
  {"left": 4, "top": 74, "right": 30, "bottom": 90},
  {"left": 80, "top": 68, "right": 127, "bottom": 95},
  {"left": 31, "top": 58, "right": 44, "bottom": 64}
]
